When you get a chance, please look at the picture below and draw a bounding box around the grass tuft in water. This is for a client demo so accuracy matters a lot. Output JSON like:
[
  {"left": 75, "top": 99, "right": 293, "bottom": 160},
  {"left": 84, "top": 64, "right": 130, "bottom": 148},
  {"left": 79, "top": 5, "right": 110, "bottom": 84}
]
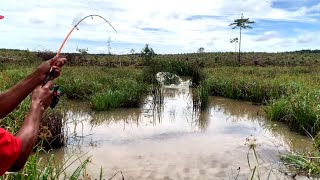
[
  {"left": 280, "top": 152, "right": 320, "bottom": 178},
  {"left": 265, "top": 91, "right": 320, "bottom": 136},
  {"left": 195, "top": 81, "right": 210, "bottom": 110}
]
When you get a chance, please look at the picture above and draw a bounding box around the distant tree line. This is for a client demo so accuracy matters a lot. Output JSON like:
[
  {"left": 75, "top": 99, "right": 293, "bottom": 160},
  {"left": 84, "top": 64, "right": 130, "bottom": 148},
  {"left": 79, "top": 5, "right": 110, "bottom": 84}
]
[{"left": 291, "top": 49, "right": 320, "bottom": 54}]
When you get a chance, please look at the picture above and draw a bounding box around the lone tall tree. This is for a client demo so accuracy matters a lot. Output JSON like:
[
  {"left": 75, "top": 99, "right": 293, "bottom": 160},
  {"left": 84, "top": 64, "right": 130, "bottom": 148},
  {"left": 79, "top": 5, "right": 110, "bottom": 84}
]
[
  {"left": 107, "top": 36, "right": 112, "bottom": 55},
  {"left": 198, "top": 47, "right": 205, "bottom": 53},
  {"left": 230, "top": 37, "right": 238, "bottom": 53},
  {"left": 230, "top": 37, "right": 238, "bottom": 61},
  {"left": 229, "top": 13, "right": 254, "bottom": 64}
]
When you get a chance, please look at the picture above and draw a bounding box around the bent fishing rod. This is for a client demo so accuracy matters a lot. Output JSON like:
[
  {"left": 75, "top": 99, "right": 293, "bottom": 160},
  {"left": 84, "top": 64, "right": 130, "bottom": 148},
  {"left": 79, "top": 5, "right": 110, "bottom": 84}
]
[{"left": 43, "top": 14, "right": 117, "bottom": 108}]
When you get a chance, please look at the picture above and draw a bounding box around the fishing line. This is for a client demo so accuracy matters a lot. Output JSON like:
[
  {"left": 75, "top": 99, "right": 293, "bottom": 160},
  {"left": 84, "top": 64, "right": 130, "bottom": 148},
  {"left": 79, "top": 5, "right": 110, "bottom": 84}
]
[{"left": 56, "top": 14, "right": 118, "bottom": 57}]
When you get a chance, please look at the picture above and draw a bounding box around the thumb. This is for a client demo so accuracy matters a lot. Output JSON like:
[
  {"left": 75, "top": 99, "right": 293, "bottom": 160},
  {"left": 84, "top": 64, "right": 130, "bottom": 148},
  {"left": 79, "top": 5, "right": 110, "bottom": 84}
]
[
  {"left": 43, "top": 80, "right": 53, "bottom": 89},
  {"left": 33, "top": 85, "right": 42, "bottom": 92},
  {"left": 49, "top": 55, "right": 59, "bottom": 65}
]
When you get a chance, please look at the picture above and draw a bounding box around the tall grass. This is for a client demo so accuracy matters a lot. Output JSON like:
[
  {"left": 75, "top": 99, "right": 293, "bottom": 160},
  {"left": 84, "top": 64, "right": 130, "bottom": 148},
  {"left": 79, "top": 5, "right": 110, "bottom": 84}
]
[
  {"left": 265, "top": 91, "right": 320, "bottom": 136},
  {"left": 280, "top": 135, "right": 320, "bottom": 178},
  {"left": 90, "top": 79, "right": 147, "bottom": 111},
  {"left": 204, "top": 67, "right": 307, "bottom": 104},
  {"left": 206, "top": 76, "right": 303, "bottom": 104},
  {"left": 56, "top": 66, "right": 145, "bottom": 100},
  {"left": 194, "top": 81, "right": 210, "bottom": 110},
  {"left": 0, "top": 147, "right": 98, "bottom": 180},
  {"left": 54, "top": 66, "right": 148, "bottom": 111},
  {"left": 281, "top": 152, "right": 320, "bottom": 178},
  {"left": 0, "top": 65, "right": 32, "bottom": 91}
]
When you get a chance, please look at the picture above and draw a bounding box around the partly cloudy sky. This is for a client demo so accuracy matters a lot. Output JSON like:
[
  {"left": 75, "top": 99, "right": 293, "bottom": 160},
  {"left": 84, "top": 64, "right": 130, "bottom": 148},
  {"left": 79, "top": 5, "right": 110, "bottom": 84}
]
[{"left": 1, "top": 0, "right": 320, "bottom": 54}]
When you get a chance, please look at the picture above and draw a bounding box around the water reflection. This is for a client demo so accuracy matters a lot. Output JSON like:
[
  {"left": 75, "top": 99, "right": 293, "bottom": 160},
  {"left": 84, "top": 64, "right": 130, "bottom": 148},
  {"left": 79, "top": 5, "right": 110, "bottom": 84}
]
[
  {"left": 75, "top": 79, "right": 205, "bottom": 130},
  {"left": 54, "top": 78, "right": 313, "bottom": 179},
  {"left": 209, "top": 96, "right": 262, "bottom": 121},
  {"left": 208, "top": 97, "right": 312, "bottom": 153}
]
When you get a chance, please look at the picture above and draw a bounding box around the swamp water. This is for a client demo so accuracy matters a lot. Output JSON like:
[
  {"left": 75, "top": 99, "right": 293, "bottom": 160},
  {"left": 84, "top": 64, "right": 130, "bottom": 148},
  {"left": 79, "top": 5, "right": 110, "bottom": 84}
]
[{"left": 51, "top": 75, "right": 312, "bottom": 179}]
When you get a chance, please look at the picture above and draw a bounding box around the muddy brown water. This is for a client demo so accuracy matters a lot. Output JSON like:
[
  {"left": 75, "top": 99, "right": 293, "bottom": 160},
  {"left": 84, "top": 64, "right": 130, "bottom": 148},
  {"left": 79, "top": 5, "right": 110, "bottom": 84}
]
[{"left": 51, "top": 78, "right": 312, "bottom": 179}]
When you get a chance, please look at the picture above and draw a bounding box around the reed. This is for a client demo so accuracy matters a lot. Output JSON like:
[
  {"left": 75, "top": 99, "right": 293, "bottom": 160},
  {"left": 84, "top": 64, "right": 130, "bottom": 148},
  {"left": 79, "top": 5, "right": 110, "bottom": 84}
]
[
  {"left": 39, "top": 110, "right": 65, "bottom": 149},
  {"left": 195, "top": 81, "right": 210, "bottom": 110}
]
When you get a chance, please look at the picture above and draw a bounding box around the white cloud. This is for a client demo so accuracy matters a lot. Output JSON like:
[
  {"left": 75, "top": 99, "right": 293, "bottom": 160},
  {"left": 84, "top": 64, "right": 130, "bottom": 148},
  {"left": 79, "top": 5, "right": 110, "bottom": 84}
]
[
  {"left": 253, "top": 31, "right": 280, "bottom": 42},
  {"left": 0, "top": 0, "right": 319, "bottom": 54},
  {"left": 297, "top": 34, "right": 313, "bottom": 43},
  {"left": 308, "top": 3, "right": 320, "bottom": 12}
]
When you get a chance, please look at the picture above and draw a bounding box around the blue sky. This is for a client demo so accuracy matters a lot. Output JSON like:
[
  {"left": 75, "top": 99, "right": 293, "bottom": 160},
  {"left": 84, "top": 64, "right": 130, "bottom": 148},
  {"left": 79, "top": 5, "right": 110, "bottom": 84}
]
[{"left": 0, "top": 0, "right": 320, "bottom": 54}]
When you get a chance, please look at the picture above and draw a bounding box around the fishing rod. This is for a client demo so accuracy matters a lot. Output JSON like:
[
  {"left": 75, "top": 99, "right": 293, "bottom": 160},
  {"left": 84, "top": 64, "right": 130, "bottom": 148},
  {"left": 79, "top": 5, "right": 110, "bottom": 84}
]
[{"left": 43, "top": 14, "right": 117, "bottom": 108}]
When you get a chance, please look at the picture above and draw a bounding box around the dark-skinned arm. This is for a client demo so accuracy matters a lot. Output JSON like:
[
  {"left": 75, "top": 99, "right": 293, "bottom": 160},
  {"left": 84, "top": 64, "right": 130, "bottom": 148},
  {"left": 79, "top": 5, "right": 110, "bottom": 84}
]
[
  {"left": 0, "top": 56, "right": 65, "bottom": 118},
  {"left": 8, "top": 81, "right": 54, "bottom": 172}
]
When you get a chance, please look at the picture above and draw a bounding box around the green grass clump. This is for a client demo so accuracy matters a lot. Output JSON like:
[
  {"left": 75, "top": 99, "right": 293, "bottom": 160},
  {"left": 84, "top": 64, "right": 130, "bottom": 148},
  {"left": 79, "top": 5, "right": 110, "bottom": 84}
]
[
  {"left": 205, "top": 75, "right": 302, "bottom": 104},
  {"left": 265, "top": 91, "right": 320, "bottom": 136},
  {"left": 154, "top": 58, "right": 193, "bottom": 76},
  {"left": 281, "top": 151, "right": 320, "bottom": 178},
  {"left": 55, "top": 66, "right": 147, "bottom": 109},
  {"left": 195, "top": 81, "right": 210, "bottom": 110},
  {"left": 264, "top": 98, "right": 288, "bottom": 123},
  {"left": 90, "top": 90, "right": 124, "bottom": 111},
  {"left": 90, "top": 79, "right": 147, "bottom": 111}
]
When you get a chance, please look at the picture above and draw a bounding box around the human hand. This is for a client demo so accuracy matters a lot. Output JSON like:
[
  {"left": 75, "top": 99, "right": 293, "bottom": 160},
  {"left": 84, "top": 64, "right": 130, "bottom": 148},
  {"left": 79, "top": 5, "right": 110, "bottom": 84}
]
[
  {"left": 31, "top": 81, "right": 54, "bottom": 111},
  {"left": 36, "top": 56, "right": 67, "bottom": 82}
]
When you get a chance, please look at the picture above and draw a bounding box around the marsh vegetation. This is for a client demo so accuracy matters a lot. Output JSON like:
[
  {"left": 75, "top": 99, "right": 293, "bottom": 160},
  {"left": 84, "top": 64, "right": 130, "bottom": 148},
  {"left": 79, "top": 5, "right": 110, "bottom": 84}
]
[{"left": 1, "top": 48, "right": 320, "bottom": 178}]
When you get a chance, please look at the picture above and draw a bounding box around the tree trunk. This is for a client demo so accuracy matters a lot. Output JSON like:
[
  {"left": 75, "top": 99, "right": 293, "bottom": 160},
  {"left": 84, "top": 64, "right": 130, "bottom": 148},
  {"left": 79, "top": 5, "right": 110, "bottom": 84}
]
[
  {"left": 234, "top": 42, "right": 236, "bottom": 53},
  {"left": 238, "top": 27, "right": 242, "bottom": 65}
]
